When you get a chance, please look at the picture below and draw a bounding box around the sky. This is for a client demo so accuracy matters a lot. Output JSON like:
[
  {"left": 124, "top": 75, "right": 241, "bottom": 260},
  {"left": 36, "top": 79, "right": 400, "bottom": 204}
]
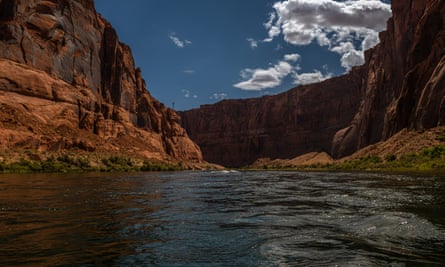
[{"left": 95, "top": 0, "right": 392, "bottom": 111}]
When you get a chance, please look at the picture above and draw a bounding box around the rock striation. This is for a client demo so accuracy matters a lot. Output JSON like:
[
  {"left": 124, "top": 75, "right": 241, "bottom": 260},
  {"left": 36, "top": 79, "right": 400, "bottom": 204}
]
[
  {"left": 335, "top": 0, "right": 445, "bottom": 157},
  {"left": 181, "top": 72, "right": 363, "bottom": 167},
  {"left": 0, "top": 0, "right": 202, "bottom": 162},
  {"left": 181, "top": 0, "right": 445, "bottom": 167}
]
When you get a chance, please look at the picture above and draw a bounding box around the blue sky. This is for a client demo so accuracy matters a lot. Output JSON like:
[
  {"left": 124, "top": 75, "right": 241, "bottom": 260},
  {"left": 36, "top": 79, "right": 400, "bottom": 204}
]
[{"left": 95, "top": 0, "right": 392, "bottom": 110}]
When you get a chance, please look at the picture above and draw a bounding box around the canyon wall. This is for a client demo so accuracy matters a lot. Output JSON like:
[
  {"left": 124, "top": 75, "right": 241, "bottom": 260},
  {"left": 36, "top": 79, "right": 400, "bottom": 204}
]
[
  {"left": 334, "top": 0, "right": 445, "bottom": 157},
  {"left": 181, "top": 0, "right": 445, "bottom": 167},
  {"left": 181, "top": 71, "right": 363, "bottom": 167},
  {"left": 0, "top": 0, "right": 202, "bottom": 162}
]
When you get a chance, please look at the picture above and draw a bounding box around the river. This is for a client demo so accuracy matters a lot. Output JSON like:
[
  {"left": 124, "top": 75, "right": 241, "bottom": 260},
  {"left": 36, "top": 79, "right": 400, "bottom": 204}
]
[{"left": 0, "top": 171, "right": 444, "bottom": 266}]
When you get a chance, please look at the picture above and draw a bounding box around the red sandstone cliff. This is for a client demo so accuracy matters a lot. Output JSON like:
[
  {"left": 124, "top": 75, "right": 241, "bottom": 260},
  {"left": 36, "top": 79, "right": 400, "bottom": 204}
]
[
  {"left": 181, "top": 0, "right": 445, "bottom": 167},
  {"left": 0, "top": 0, "right": 202, "bottom": 162},
  {"left": 181, "top": 72, "right": 363, "bottom": 167},
  {"left": 333, "top": 0, "right": 445, "bottom": 157}
]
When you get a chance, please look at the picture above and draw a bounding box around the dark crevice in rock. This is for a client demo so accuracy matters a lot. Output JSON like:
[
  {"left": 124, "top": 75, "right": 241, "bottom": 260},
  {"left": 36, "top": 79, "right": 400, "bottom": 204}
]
[
  {"left": 19, "top": 25, "right": 27, "bottom": 63},
  {"left": 0, "top": 0, "right": 16, "bottom": 21}
]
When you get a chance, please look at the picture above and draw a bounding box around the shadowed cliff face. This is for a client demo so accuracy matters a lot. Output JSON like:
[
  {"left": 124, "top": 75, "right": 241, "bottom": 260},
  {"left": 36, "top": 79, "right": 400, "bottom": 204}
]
[
  {"left": 181, "top": 72, "right": 363, "bottom": 167},
  {"left": 0, "top": 0, "right": 202, "bottom": 162},
  {"left": 336, "top": 0, "right": 445, "bottom": 156},
  {"left": 181, "top": 0, "right": 445, "bottom": 167}
]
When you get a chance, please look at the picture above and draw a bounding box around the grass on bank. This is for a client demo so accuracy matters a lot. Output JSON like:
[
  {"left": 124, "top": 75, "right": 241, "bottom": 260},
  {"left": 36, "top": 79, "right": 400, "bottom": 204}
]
[
  {"left": 2, "top": 144, "right": 444, "bottom": 174},
  {"left": 0, "top": 154, "right": 186, "bottom": 174},
  {"left": 323, "top": 145, "right": 445, "bottom": 172},
  {"left": 245, "top": 144, "right": 445, "bottom": 172}
]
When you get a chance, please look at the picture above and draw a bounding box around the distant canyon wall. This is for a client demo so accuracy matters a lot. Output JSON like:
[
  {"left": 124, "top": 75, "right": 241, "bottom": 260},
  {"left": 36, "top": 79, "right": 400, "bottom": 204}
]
[
  {"left": 181, "top": 0, "right": 445, "bottom": 167},
  {"left": 181, "top": 72, "right": 363, "bottom": 167}
]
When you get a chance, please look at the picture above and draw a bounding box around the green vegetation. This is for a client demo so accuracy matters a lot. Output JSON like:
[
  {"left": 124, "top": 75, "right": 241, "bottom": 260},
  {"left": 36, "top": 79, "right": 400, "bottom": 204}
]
[
  {"left": 0, "top": 154, "right": 188, "bottom": 174},
  {"left": 244, "top": 144, "right": 445, "bottom": 172},
  {"left": 320, "top": 145, "right": 445, "bottom": 172},
  {"left": 101, "top": 156, "right": 134, "bottom": 172},
  {"left": 2, "top": 144, "right": 444, "bottom": 174}
]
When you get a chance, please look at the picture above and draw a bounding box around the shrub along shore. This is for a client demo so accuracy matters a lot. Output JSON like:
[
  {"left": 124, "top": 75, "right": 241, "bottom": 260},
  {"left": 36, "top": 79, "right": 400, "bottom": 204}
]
[
  {"left": 0, "top": 152, "right": 191, "bottom": 173},
  {"left": 243, "top": 144, "right": 445, "bottom": 173},
  {"left": 1, "top": 144, "right": 444, "bottom": 174},
  {"left": 320, "top": 145, "right": 445, "bottom": 172}
]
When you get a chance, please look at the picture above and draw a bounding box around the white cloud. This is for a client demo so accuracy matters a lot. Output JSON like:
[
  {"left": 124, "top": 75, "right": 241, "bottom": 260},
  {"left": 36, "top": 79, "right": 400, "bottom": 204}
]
[
  {"left": 293, "top": 70, "right": 332, "bottom": 85},
  {"left": 339, "top": 49, "right": 365, "bottom": 70},
  {"left": 209, "top": 93, "right": 228, "bottom": 100},
  {"left": 183, "top": 70, "right": 195, "bottom": 74},
  {"left": 247, "top": 38, "right": 258, "bottom": 49},
  {"left": 181, "top": 89, "right": 198, "bottom": 99},
  {"left": 234, "top": 61, "right": 294, "bottom": 91},
  {"left": 264, "top": 12, "right": 281, "bottom": 42},
  {"left": 264, "top": 25, "right": 281, "bottom": 42},
  {"left": 264, "top": 12, "right": 276, "bottom": 30},
  {"left": 234, "top": 52, "right": 334, "bottom": 90},
  {"left": 266, "top": 0, "right": 391, "bottom": 70},
  {"left": 284, "top": 53, "right": 301, "bottom": 62},
  {"left": 169, "top": 33, "right": 192, "bottom": 48},
  {"left": 330, "top": 41, "right": 355, "bottom": 54},
  {"left": 169, "top": 35, "right": 184, "bottom": 48}
]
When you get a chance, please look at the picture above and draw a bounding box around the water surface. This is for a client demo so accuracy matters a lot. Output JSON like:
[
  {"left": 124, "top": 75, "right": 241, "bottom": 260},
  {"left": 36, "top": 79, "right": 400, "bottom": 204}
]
[{"left": 0, "top": 171, "right": 444, "bottom": 266}]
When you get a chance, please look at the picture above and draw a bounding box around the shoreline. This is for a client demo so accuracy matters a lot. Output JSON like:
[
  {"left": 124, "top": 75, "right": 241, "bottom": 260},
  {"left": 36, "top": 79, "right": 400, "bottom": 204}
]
[
  {"left": 1, "top": 144, "right": 444, "bottom": 175},
  {"left": 0, "top": 152, "right": 220, "bottom": 174},
  {"left": 241, "top": 144, "right": 445, "bottom": 174}
]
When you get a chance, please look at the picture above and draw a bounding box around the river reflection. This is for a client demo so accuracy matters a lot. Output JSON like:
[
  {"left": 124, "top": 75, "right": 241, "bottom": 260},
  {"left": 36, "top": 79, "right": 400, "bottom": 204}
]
[
  {"left": 0, "top": 173, "right": 166, "bottom": 266},
  {"left": 0, "top": 171, "right": 444, "bottom": 266}
]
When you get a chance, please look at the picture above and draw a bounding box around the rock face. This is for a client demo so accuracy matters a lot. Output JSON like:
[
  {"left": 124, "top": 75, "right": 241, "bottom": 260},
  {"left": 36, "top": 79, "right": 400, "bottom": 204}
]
[
  {"left": 335, "top": 0, "right": 445, "bottom": 156},
  {"left": 181, "top": 0, "right": 445, "bottom": 167},
  {"left": 0, "top": 0, "right": 202, "bottom": 162},
  {"left": 181, "top": 72, "right": 363, "bottom": 167}
]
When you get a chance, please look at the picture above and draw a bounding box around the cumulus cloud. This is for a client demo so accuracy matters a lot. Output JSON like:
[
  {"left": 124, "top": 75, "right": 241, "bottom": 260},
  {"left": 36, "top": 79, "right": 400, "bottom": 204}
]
[
  {"left": 340, "top": 49, "right": 365, "bottom": 69},
  {"left": 264, "top": 13, "right": 281, "bottom": 42},
  {"left": 360, "top": 29, "right": 380, "bottom": 50},
  {"left": 284, "top": 53, "right": 301, "bottom": 62},
  {"left": 209, "top": 93, "right": 228, "bottom": 100},
  {"left": 169, "top": 33, "right": 192, "bottom": 48},
  {"left": 265, "top": 0, "right": 391, "bottom": 70},
  {"left": 234, "top": 53, "right": 331, "bottom": 90},
  {"left": 247, "top": 38, "right": 258, "bottom": 49},
  {"left": 234, "top": 61, "right": 294, "bottom": 90},
  {"left": 293, "top": 70, "right": 332, "bottom": 85},
  {"left": 181, "top": 89, "right": 198, "bottom": 99}
]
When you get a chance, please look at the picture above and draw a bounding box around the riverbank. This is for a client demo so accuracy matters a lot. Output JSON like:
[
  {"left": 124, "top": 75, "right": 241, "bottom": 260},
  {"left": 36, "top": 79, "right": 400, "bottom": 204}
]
[
  {"left": 2, "top": 127, "right": 444, "bottom": 174},
  {"left": 243, "top": 144, "right": 445, "bottom": 173},
  {"left": 244, "top": 128, "right": 445, "bottom": 173},
  {"left": 0, "top": 151, "right": 219, "bottom": 174},
  {"left": 2, "top": 144, "right": 444, "bottom": 174}
]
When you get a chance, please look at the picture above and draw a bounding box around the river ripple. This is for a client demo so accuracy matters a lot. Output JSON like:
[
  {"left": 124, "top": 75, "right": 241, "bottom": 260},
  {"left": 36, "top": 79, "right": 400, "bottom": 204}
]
[{"left": 0, "top": 171, "right": 444, "bottom": 266}]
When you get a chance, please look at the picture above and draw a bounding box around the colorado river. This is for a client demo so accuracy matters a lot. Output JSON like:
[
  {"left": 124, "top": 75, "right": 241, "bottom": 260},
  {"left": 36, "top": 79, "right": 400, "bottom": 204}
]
[{"left": 0, "top": 171, "right": 444, "bottom": 266}]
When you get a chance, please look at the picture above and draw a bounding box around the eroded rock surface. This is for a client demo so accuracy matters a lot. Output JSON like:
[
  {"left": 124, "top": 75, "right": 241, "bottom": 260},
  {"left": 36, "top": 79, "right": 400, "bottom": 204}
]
[
  {"left": 335, "top": 0, "right": 445, "bottom": 156},
  {"left": 0, "top": 0, "right": 202, "bottom": 162},
  {"left": 181, "top": 73, "right": 363, "bottom": 167}
]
